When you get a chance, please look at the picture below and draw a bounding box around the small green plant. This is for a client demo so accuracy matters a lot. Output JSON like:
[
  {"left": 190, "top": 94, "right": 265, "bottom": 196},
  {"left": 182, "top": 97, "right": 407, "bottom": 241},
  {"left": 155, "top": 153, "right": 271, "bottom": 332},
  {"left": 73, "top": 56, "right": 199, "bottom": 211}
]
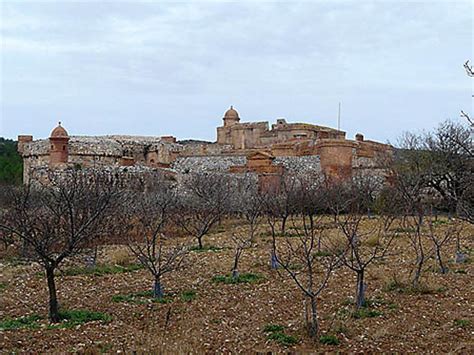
[
  {"left": 98, "top": 343, "right": 113, "bottom": 354},
  {"left": 331, "top": 321, "right": 349, "bottom": 335},
  {"left": 314, "top": 250, "right": 333, "bottom": 257},
  {"left": 0, "top": 282, "right": 7, "bottom": 291},
  {"left": 383, "top": 275, "right": 406, "bottom": 292},
  {"left": 47, "top": 309, "right": 112, "bottom": 329},
  {"left": 181, "top": 290, "right": 197, "bottom": 302},
  {"left": 112, "top": 291, "right": 173, "bottom": 304},
  {"left": 319, "top": 334, "right": 340, "bottom": 345},
  {"left": 0, "top": 314, "right": 42, "bottom": 330},
  {"left": 189, "top": 245, "right": 223, "bottom": 253},
  {"left": 352, "top": 308, "right": 383, "bottom": 319},
  {"left": 263, "top": 323, "right": 299, "bottom": 347},
  {"left": 212, "top": 273, "right": 263, "bottom": 284},
  {"left": 267, "top": 332, "right": 299, "bottom": 346},
  {"left": 263, "top": 324, "right": 285, "bottom": 333},
  {"left": 62, "top": 263, "right": 143, "bottom": 277},
  {"left": 432, "top": 219, "right": 448, "bottom": 226},
  {"left": 453, "top": 319, "right": 471, "bottom": 328}
]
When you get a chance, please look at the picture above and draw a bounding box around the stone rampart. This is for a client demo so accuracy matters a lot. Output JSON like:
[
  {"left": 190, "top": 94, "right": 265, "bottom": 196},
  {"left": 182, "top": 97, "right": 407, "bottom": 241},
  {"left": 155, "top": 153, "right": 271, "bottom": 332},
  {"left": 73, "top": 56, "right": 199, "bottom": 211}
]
[{"left": 172, "top": 156, "right": 247, "bottom": 173}]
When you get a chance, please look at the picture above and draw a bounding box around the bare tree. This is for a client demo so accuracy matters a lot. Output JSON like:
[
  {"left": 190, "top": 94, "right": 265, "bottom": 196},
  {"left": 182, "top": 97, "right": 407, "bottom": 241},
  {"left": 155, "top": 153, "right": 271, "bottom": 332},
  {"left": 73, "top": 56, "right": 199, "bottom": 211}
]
[
  {"left": 267, "top": 173, "right": 344, "bottom": 338},
  {"left": 0, "top": 170, "right": 118, "bottom": 322},
  {"left": 336, "top": 212, "right": 395, "bottom": 308},
  {"left": 228, "top": 175, "right": 262, "bottom": 279},
  {"left": 391, "top": 133, "right": 432, "bottom": 288},
  {"left": 325, "top": 176, "right": 396, "bottom": 308},
  {"left": 426, "top": 214, "right": 463, "bottom": 273},
  {"left": 175, "top": 172, "right": 231, "bottom": 249},
  {"left": 464, "top": 60, "right": 474, "bottom": 77},
  {"left": 124, "top": 180, "right": 189, "bottom": 298}
]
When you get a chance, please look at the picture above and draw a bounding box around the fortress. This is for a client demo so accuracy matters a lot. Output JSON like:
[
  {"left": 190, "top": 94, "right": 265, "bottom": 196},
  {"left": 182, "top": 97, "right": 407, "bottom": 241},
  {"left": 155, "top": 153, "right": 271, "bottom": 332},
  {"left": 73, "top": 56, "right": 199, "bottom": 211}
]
[{"left": 17, "top": 106, "right": 392, "bottom": 186}]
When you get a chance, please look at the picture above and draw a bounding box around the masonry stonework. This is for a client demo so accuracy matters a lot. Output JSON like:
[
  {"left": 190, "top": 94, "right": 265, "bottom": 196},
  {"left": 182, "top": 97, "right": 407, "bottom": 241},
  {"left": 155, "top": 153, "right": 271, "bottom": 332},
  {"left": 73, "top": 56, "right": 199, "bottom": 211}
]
[{"left": 18, "top": 107, "right": 392, "bottom": 185}]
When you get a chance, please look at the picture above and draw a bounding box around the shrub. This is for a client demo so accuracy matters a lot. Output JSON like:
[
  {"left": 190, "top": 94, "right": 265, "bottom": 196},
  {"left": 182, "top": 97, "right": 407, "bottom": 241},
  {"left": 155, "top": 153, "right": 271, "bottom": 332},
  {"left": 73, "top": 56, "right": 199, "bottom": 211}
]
[
  {"left": 352, "top": 308, "right": 383, "bottom": 319},
  {"left": 319, "top": 334, "right": 340, "bottom": 345},
  {"left": 267, "top": 332, "right": 299, "bottom": 347},
  {"left": 46, "top": 309, "right": 112, "bottom": 329},
  {"left": 0, "top": 314, "right": 42, "bottom": 330},
  {"left": 454, "top": 319, "right": 471, "bottom": 328},
  {"left": 263, "top": 324, "right": 285, "bottom": 333},
  {"left": 212, "top": 273, "right": 263, "bottom": 284},
  {"left": 58, "top": 309, "right": 112, "bottom": 324},
  {"left": 112, "top": 291, "right": 173, "bottom": 304},
  {"left": 62, "top": 263, "right": 143, "bottom": 277},
  {"left": 314, "top": 250, "right": 333, "bottom": 257},
  {"left": 189, "top": 245, "right": 223, "bottom": 253},
  {"left": 181, "top": 290, "right": 197, "bottom": 302}
]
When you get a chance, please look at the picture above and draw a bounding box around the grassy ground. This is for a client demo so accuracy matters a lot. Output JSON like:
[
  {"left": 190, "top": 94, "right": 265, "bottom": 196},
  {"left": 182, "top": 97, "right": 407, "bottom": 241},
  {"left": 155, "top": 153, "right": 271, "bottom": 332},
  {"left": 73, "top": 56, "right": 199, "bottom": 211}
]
[{"left": 0, "top": 217, "right": 473, "bottom": 353}]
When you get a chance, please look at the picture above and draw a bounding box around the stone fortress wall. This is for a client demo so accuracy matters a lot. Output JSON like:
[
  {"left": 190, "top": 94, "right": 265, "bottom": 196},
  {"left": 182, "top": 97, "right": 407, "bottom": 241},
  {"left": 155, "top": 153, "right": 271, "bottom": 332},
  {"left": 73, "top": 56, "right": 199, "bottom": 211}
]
[{"left": 18, "top": 107, "right": 392, "bottom": 186}]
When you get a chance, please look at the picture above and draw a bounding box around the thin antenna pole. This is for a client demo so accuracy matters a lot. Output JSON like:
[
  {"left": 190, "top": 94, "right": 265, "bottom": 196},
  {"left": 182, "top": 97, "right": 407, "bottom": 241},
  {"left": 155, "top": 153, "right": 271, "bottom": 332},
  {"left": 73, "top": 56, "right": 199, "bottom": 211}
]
[{"left": 337, "top": 102, "right": 341, "bottom": 131}]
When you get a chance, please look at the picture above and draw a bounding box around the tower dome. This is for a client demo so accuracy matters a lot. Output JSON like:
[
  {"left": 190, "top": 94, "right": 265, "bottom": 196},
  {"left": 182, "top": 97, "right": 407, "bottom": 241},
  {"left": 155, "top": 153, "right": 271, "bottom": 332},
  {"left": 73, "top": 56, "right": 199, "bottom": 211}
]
[
  {"left": 224, "top": 106, "right": 239, "bottom": 120},
  {"left": 50, "top": 122, "right": 69, "bottom": 138}
]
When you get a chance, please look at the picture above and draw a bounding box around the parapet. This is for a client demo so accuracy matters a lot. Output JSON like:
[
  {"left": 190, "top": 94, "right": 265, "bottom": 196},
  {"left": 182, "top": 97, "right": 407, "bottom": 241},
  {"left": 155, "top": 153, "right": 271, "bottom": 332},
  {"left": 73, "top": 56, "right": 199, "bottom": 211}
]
[{"left": 17, "top": 135, "right": 33, "bottom": 154}]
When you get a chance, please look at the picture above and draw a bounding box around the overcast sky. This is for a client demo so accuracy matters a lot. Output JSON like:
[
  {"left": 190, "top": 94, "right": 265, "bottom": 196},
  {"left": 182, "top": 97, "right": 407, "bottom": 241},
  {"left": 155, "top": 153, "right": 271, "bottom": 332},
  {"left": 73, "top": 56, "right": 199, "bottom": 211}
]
[{"left": 1, "top": 0, "right": 472, "bottom": 143}]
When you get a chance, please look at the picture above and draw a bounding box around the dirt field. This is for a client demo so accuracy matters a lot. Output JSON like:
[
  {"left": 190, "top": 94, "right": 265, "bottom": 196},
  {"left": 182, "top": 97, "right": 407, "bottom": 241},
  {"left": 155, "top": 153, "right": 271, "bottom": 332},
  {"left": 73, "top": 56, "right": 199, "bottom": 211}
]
[{"left": 1, "top": 219, "right": 473, "bottom": 353}]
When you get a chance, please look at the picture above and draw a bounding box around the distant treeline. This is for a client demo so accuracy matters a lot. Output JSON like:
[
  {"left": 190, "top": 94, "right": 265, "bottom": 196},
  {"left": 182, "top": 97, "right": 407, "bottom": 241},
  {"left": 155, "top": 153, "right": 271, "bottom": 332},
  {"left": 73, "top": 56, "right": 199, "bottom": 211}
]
[{"left": 0, "top": 138, "right": 23, "bottom": 185}]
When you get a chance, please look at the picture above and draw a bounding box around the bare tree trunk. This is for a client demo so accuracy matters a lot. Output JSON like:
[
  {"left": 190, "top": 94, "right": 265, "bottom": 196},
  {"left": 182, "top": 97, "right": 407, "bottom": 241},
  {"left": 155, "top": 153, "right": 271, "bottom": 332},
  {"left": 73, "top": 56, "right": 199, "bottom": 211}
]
[
  {"left": 197, "top": 235, "right": 203, "bottom": 250},
  {"left": 435, "top": 246, "right": 447, "bottom": 274},
  {"left": 413, "top": 255, "right": 423, "bottom": 288},
  {"left": 306, "top": 296, "right": 319, "bottom": 339},
  {"left": 153, "top": 276, "right": 164, "bottom": 299},
  {"left": 356, "top": 270, "right": 366, "bottom": 309},
  {"left": 46, "top": 266, "right": 60, "bottom": 323},
  {"left": 455, "top": 234, "right": 466, "bottom": 263},
  {"left": 281, "top": 216, "right": 287, "bottom": 234},
  {"left": 232, "top": 248, "right": 241, "bottom": 280},
  {"left": 270, "top": 250, "right": 278, "bottom": 269},
  {"left": 412, "top": 222, "right": 424, "bottom": 288}
]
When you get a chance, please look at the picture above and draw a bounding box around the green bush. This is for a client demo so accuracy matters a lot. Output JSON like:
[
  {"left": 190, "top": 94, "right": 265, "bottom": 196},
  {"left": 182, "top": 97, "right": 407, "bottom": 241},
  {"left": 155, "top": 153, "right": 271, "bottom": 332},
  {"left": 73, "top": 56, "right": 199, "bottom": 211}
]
[
  {"left": 180, "top": 290, "right": 197, "bottom": 302},
  {"left": 62, "top": 263, "right": 143, "bottom": 277},
  {"left": 454, "top": 319, "right": 471, "bottom": 328},
  {"left": 319, "top": 334, "right": 340, "bottom": 345},
  {"left": 189, "top": 245, "right": 223, "bottom": 252},
  {"left": 47, "top": 310, "right": 111, "bottom": 329},
  {"left": 0, "top": 314, "right": 42, "bottom": 330},
  {"left": 112, "top": 290, "right": 173, "bottom": 304},
  {"left": 267, "top": 332, "right": 299, "bottom": 346},
  {"left": 212, "top": 273, "right": 263, "bottom": 284},
  {"left": 263, "top": 324, "right": 285, "bottom": 333},
  {"left": 352, "top": 308, "right": 383, "bottom": 319}
]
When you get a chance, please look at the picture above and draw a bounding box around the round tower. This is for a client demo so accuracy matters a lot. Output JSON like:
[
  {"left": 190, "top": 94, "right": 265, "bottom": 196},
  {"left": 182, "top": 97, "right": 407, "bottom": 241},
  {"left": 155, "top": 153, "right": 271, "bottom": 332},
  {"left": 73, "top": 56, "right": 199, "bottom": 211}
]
[
  {"left": 49, "top": 122, "right": 69, "bottom": 166},
  {"left": 223, "top": 106, "right": 240, "bottom": 127}
]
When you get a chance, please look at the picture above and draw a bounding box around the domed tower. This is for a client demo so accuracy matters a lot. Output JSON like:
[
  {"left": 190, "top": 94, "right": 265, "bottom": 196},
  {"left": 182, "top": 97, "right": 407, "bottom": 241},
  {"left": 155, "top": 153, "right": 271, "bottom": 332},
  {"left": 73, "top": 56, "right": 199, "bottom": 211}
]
[
  {"left": 223, "top": 106, "right": 240, "bottom": 127},
  {"left": 49, "top": 122, "right": 69, "bottom": 166}
]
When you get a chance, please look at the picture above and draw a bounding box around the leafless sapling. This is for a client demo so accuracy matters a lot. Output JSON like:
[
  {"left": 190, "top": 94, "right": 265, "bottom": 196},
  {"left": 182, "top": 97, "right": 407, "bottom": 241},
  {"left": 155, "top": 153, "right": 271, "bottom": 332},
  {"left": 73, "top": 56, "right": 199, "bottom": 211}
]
[
  {"left": 269, "top": 173, "right": 344, "bottom": 338},
  {"left": 228, "top": 175, "right": 263, "bottom": 279},
  {"left": 0, "top": 169, "right": 118, "bottom": 322},
  {"left": 175, "top": 172, "right": 231, "bottom": 250},
  {"left": 124, "top": 178, "right": 189, "bottom": 299},
  {"left": 335, "top": 176, "right": 396, "bottom": 308}
]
